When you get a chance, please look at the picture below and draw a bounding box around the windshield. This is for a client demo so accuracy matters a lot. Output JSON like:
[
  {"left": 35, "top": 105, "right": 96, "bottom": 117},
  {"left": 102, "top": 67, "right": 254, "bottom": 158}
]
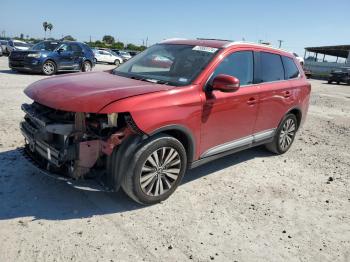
[
  {"left": 113, "top": 44, "right": 219, "bottom": 86},
  {"left": 31, "top": 41, "right": 60, "bottom": 51}
]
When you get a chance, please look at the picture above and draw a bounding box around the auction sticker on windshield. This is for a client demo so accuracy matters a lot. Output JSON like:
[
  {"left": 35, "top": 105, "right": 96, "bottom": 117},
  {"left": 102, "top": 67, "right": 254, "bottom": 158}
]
[{"left": 192, "top": 46, "right": 218, "bottom": 53}]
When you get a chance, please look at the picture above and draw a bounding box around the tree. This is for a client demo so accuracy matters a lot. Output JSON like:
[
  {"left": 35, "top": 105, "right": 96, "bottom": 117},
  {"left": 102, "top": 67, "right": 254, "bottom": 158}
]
[
  {"left": 102, "top": 35, "right": 115, "bottom": 45},
  {"left": 112, "top": 41, "right": 125, "bottom": 50},
  {"left": 43, "top": 21, "right": 48, "bottom": 39},
  {"left": 61, "top": 35, "right": 76, "bottom": 41},
  {"left": 47, "top": 23, "right": 53, "bottom": 37},
  {"left": 126, "top": 43, "right": 144, "bottom": 51}
]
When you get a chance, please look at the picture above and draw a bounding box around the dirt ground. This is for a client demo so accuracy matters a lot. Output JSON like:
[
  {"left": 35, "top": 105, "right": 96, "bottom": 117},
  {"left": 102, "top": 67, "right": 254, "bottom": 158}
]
[{"left": 0, "top": 56, "right": 349, "bottom": 262}]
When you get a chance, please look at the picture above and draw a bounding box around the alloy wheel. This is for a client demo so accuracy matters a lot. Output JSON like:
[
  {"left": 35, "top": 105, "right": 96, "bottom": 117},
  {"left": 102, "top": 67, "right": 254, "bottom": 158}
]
[
  {"left": 84, "top": 62, "right": 91, "bottom": 71},
  {"left": 279, "top": 118, "right": 296, "bottom": 150},
  {"left": 140, "top": 147, "right": 181, "bottom": 197},
  {"left": 43, "top": 61, "right": 55, "bottom": 75}
]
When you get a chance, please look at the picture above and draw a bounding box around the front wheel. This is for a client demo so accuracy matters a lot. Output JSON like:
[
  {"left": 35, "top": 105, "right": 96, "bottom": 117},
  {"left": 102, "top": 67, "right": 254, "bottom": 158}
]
[
  {"left": 121, "top": 135, "right": 187, "bottom": 205},
  {"left": 42, "top": 60, "right": 56, "bottom": 75},
  {"left": 114, "top": 59, "right": 120, "bottom": 66},
  {"left": 265, "top": 114, "right": 298, "bottom": 154}
]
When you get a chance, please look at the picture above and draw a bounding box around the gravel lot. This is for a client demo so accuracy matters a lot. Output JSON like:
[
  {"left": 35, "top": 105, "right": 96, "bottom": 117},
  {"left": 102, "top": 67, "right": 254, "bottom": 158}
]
[{"left": 0, "top": 56, "right": 349, "bottom": 262}]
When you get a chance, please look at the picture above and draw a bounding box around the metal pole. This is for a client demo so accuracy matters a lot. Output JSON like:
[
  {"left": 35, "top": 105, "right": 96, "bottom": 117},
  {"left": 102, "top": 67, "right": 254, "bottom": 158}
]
[{"left": 278, "top": 40, "right": 283, "bottom": 48}]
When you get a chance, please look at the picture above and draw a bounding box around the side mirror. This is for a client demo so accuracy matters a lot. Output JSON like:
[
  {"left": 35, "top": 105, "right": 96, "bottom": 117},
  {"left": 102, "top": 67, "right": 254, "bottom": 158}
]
[
  {"left": 211, "top": 74, "right": 240, "bottom": 92},
  {"left": 57, "top": 48, "right": 64, "bottom": 53}
]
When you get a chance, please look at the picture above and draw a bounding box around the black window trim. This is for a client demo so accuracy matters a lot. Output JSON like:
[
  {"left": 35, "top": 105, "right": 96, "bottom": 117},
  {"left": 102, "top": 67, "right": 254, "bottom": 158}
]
[
  {"left": 255, "top": 51, "right": 302, "bottom": 84},
  {"left": 206, "top": 50, "right": 256, "bottom": 89},
  {"left": 281, "top": 55, "right": 301, "bottom": 80}
]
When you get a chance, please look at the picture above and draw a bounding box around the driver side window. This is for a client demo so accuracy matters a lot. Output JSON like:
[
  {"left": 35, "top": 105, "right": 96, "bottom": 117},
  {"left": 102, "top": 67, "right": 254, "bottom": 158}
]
[
  {"left": 58, "top": 44, "right": 72, "bottom": 52},
  {"left": 212, "top": 51, "right": 254, "bottom": 86}
]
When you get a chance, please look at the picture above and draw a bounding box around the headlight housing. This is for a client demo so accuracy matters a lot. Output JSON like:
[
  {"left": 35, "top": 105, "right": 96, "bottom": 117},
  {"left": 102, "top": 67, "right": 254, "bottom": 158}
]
[{"left": 27, "top": 53, "right": 41, "bottom": 58}]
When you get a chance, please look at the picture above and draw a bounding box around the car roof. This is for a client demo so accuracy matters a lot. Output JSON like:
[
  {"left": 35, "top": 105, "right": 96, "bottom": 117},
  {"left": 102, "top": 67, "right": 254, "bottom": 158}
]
[
  {"left": 161, "top": 38, "right": 293, "bottom": 57},
  {"left": 11, "top": 39, "right": 27, "bottom": 43}
]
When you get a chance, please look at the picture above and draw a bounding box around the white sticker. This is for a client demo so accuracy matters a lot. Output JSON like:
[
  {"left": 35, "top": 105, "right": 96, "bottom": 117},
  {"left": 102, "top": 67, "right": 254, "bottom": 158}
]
[
  {"left": 178, "top": 78, "right": 188, "bottom": 82},
  {"left": 192, "top": 46, "right": 218, "bottom": 53}
]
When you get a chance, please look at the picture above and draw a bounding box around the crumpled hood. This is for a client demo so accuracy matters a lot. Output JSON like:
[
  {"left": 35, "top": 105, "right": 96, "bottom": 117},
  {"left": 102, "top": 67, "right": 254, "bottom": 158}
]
[{"left": 24, "top": 71, "right": 172, "bottom": 113}]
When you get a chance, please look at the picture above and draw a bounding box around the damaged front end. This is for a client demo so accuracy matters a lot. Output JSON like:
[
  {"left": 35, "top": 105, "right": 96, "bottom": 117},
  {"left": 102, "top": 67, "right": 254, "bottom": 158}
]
[{"left": 20, "top": 102, "right": 139, "bottom": 181}]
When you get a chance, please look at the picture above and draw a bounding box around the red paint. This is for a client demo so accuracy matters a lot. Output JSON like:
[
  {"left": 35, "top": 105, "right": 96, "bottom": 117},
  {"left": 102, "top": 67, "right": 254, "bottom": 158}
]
[
  {"left": 24, "top": 40, "right": 311, "bottom": 161},
  {"left": 24, "top": 71, "right": 172, "bottom": 113}
]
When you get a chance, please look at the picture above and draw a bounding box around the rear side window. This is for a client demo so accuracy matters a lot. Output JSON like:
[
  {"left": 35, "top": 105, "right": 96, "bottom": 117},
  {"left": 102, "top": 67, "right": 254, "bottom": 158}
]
[
  {"left": 212, "top": 51, "right": 254, "bottom": 86},
  {"left": 282, "top": 56, "right": 300, "bottom": 79},
  {"left": 260, "top": 52, "right": 284, "bottom": 82},
  {"left": 71, "top": 44, "right": 82, "bottom": 52}
]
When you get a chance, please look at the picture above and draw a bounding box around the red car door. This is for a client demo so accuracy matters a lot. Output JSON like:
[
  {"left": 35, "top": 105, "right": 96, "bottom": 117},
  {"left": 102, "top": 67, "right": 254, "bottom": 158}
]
[
  {"left": 200, "top": 51, "right": 259, "bottom": 158},
  {"left": 253, "top": 52, "right": 298, "bottom": 133}
]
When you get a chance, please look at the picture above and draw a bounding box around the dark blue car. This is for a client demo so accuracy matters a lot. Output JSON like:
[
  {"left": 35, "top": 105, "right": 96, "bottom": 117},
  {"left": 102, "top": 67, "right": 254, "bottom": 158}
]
[{"left": 9, "top": 41, "right": 95, "bottom": 75}]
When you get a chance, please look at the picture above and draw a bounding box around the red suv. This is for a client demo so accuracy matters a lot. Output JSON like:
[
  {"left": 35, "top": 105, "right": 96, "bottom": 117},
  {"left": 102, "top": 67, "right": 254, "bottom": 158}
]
[{"left": 20, "top": 39, "right": 311, "bottom": 204}]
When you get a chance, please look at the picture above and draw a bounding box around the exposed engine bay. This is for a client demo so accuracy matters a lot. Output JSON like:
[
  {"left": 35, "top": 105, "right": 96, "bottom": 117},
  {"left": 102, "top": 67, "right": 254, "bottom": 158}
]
[{"left": 20, "top": 102, "right": 140, "bottom": 180}]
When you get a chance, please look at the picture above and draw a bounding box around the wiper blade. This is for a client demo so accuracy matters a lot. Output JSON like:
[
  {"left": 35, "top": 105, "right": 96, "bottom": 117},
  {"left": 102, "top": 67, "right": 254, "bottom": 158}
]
[{"left": 130, "top": 76, "right": 169, "bottom": 85}]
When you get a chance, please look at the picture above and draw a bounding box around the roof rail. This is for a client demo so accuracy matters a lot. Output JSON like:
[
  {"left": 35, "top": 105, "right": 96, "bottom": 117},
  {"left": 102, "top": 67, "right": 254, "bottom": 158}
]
[
  {"left": 160, "top": 38, "right": 188, "bottom": 43},
  {"left": 224, "top": 41, "right": 291, "bottom": 53},
  {"left": 196, "top": 38, "right": 233, "bottom": 42}
]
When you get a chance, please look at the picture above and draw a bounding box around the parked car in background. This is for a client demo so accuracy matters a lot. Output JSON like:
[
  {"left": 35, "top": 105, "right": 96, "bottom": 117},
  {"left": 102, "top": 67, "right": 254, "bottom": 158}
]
[
  {"left": 0, "top": 45, "right": 3, "bottom": 56},
  {"left": 0, "top": 40, "right": 8, "bottom": 55},
  {"left": 9, "top": 41, "right": 95, "bottom": 75},
  {"left": 7, "top": 40, "right": 31, "bottom": 53},
  {"left": 328, "top": 67, "right": 350, "bottom": 84},
  {"left": 127, "top": 50, "right": 141, "bottom": 57},
  {"left": 111, "top": 49, "right": 132, "bottom": 61},
  {"left": 93, "top": 49, "right": 123, "bottom": 66},
  {"left": 20, "top": 39, "right": 310, "bottom": 205}
]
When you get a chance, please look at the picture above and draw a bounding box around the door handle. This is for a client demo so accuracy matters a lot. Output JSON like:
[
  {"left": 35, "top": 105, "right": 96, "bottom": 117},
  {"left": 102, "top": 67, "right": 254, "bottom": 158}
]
[
  {"left": 247, "top": 97, "right": 256, "bottom": 105},
  {"left": 284, "top": 91, "right": 291, "bottom": 98}
]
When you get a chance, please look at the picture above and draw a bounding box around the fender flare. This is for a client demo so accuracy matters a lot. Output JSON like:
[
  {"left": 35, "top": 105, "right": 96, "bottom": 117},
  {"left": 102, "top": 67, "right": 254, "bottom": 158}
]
[{"left": 148, "top": 124, "right": 196, "bottom": 163}]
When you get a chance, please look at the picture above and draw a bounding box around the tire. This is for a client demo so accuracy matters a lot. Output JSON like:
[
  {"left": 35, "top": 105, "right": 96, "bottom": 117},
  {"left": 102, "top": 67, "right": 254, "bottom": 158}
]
[
  {"left": 336, "top": 82, "right": 340, "bottom": 85},
  {"left": 42, "top": 60, "right": 56, "bottom": 75},
  {"left": 82, "top": 61, "right": 92, "bottom": 72},
  {"left": 121, "top": 134, "right": 187, "bottom": 205},
  {"left": 114, "top": 59, "right": 120, "bottom": 66},
  {"left": 328, "top": 80, "right": 332, "bottom": 84},
  {"left": 265, "top": 114, "right": 298, "bottom": 154}
]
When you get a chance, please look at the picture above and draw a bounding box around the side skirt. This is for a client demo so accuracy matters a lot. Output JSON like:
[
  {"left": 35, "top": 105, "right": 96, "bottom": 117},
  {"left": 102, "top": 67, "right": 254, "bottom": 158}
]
[{"left": 189, "top": 136, "right": 274, "bottom": 169}]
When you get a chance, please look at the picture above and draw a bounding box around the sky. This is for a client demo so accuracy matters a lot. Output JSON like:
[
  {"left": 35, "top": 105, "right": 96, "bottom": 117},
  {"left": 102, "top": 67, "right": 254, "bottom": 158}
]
[{"left": 0, "top": 0, "right": 349, "bottom": 56}]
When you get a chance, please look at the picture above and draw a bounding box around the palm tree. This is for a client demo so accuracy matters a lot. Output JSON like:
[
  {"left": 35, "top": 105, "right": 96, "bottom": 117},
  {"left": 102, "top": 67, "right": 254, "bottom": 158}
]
[
  {"left": 43, "top": 22, "right": 48, "bottom": 39},
  {"left": 47, "top": 23, "right": 53, "bottom": 37}
]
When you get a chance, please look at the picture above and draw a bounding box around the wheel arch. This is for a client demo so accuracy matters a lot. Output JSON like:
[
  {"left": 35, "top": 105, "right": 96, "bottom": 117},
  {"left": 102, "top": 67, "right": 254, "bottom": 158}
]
[
  {"left": 286, "top": 107, "right": 302, "bottom": 130},
  {"left": 148, "top": 125, "right": 196, "bottom": 164}
]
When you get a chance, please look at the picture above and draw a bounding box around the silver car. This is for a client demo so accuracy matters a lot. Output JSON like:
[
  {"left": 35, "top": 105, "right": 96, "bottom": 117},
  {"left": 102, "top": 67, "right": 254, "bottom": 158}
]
[
  {"left": 0, "top": 40, "right": 8, "bottom": 55},
  {"left": 6, "top": 39, "right": 31, "bottom": 53}
]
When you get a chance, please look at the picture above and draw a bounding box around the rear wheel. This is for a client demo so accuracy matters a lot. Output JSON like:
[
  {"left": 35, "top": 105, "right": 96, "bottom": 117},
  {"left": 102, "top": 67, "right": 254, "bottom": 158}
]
[
  {"left": 82, "top": 61, "right": 92, "bottom": 72},
  {"left": 42, "top": 60, "right": 56, "bottom": 75},
  {"left": 114, "top": 59, "right": 120, "bottom": 66},
  {"left": 121, "top": 135, "right": 187, "bottom": 205},
  {"left": 265, "top": 114, "right": 297, "bottom": 154}
]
